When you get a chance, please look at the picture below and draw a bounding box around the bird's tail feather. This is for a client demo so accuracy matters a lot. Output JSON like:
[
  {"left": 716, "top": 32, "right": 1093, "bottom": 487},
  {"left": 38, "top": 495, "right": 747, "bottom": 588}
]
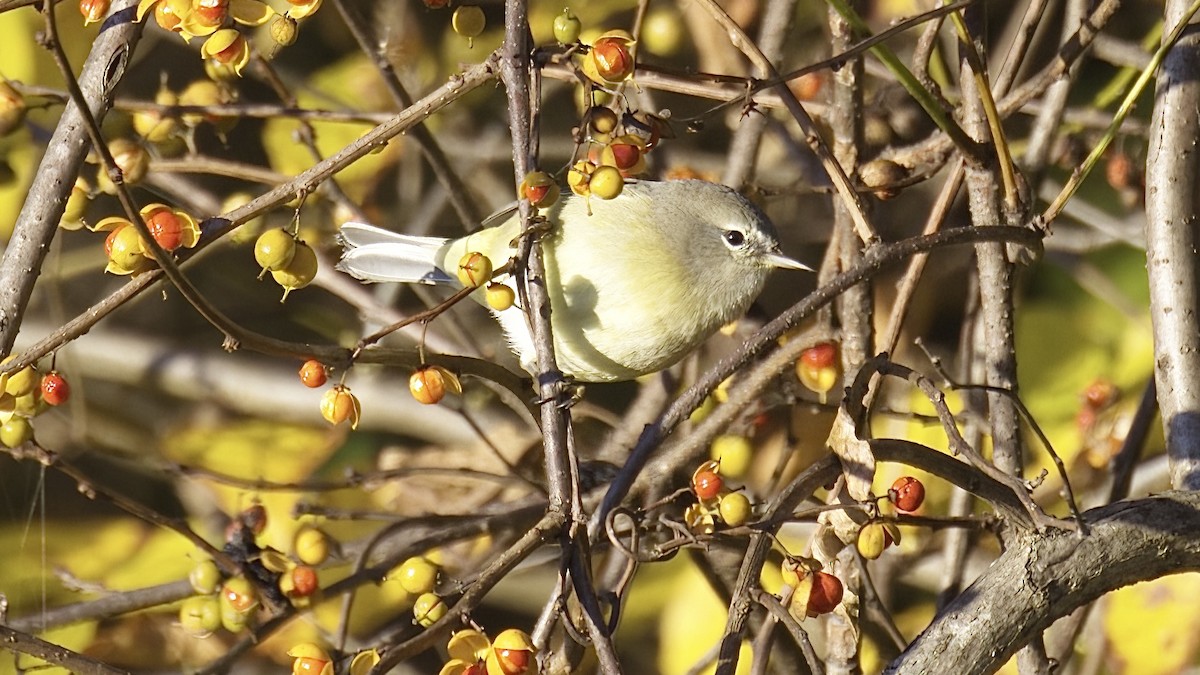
[{"left": 336, "top": 222, "right": 454, "bottom": 285}]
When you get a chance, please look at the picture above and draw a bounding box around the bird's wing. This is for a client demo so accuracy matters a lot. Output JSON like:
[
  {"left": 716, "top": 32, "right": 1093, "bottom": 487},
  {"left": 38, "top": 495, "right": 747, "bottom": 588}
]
[{"left": 336, "top": 222, "right": 454, "bottom": 285}]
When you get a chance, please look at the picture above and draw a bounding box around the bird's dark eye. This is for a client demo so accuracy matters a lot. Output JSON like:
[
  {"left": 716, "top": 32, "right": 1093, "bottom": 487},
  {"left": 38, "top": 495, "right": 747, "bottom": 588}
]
[{"left": 723, "top": 229, "right": 746, "bottom": 247}]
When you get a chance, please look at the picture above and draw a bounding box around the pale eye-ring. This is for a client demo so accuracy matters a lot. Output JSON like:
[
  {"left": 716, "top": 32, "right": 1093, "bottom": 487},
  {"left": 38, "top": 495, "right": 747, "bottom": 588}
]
[{"left": 723, "top": 229, "right": 746, "bottom": 248}]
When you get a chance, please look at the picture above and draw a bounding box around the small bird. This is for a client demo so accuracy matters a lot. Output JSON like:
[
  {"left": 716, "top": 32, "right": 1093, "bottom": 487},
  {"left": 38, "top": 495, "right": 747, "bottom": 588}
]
[{"left": 338, "top": 179, "right": 809, "bottom": 382}]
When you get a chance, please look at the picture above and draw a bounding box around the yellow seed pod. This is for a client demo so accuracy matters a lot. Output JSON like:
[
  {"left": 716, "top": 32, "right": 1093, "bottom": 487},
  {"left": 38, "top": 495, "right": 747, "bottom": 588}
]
[
  {"left": 709, "top": 434, "right": 752, "bottom": 479},
  {"left": 519, "top": 170, "right": 560, "bottom": 209},
  {"left": 856, "top": 521, "right": 887, "bottom": 560},
  {"left": 718, "top": 491, "right": 751, "bottom": 527},
  {"left": 412, "top": 592, "right": 447, "bottom": 627},
  {"left": 452, "top": 5, "right": 485, "bottom": 46},
  {"left": 485, "top": 282, "right": 515, "bottom": 311},
  {"left": 488, "top": 628, "right": 536, "bottom": 675},
  {"left": 0, "top": 79, "right": 27, "bottom": 137},
  {"left": 320, "top": 384, "right": 361, "bottom": 429},
  {"left": 254, "top": 228, "right": 297, "bottom": 272},
  {"left": 349, "top": 650, "right": 380, "bottom": 675},
  {"left": 588, "top": 106, "right": 619, "bottom": 136},
  {"left": 588, "top": 165, "right": 624, "bottom": 200},
  {"left": 456, "top": 251, "right": 493, "bottom": 288},
  {"left": 2, "top": 356, "right": 36, "bottom": 397},
  {"left": 552, "top": 8, "right": 581, "bottom": 44},
  {"left": 567, "top": 160, "right": 595, "bottom": 198},
  {"left": 272, "top": 240, "right": 318, "bottom": 302},
  {"left": 0, "top": 416, "right": 33, "bottom": 448},
  {"left": 294, "top": 525, "right": 330, "bottom": 566},
  {"left": 270, "top": 14, "right": 298, "bottom": 46}
]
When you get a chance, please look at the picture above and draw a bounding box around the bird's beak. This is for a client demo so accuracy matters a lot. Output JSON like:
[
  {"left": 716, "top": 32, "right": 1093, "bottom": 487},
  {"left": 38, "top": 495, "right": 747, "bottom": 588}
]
[{"left": 763, "top": 251, "right": 812, "bottom": 271}]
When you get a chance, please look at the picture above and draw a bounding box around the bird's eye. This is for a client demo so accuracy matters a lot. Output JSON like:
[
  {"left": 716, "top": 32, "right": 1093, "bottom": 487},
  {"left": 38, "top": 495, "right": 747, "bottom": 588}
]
[{"left": 723, "top": 229, "right": 746, "bottom": 248}]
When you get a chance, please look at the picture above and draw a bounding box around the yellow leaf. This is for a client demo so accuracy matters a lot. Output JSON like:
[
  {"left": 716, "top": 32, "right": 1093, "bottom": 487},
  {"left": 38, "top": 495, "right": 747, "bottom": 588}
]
[{"left": 1104, "top": 574, "right": 1200, "bottom": 675}]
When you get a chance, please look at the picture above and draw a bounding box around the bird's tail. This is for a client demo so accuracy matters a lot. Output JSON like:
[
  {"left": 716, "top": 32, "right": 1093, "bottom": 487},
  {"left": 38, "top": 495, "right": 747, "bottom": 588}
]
[{"left": 337, "top": 222, "right": 455, "bottom": 285}]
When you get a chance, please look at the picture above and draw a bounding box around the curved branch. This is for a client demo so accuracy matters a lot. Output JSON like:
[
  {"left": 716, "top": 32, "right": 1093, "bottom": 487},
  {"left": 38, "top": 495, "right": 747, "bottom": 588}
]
[{"left": 884, "top": 491, "right": 1200, "bottom": 674}]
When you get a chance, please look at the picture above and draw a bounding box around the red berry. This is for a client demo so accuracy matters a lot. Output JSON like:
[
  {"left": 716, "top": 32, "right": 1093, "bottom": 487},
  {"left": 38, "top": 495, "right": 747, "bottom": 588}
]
[
  {"left": 289, "top": 565, "right": 318, "bottom": 597},
  {"left": 298, "top": 359, "right": 327, "bottom": 388},
  {"left": 806, "top": 571, "right": 843, "bottom": 616},
  {"left": 801, "top": 342, "right": 837, "bottom": 369},
  {"left": 40, "top": 372, "right": 70, "bottom": 406},
  {"left": 889, "top": 476, "right": 925, "bottom": 512},
  {"left": 145, "top": 207, "right": 184, "bottom": 251},
  {"left": 592, "top": 36, "right": 634, "bottom": 82},
  {"left": 1083, "top": 379, "right": 1116, "bottom": 409},
  {"left": 693, "top": 469, "right": 723, "bottom": 501}
]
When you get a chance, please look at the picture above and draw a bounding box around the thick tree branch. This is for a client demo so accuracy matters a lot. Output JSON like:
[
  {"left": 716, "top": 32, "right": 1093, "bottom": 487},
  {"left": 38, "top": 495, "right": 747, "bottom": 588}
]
[
  {"left": 0, "top": 0, "right": 143, "bottom": 354},
  {"left": 885, "top": 491, "right": 1200, "bottom": 674},
  {"left": 1145, "top": 0, "right": 1200, "bottom": 490}
]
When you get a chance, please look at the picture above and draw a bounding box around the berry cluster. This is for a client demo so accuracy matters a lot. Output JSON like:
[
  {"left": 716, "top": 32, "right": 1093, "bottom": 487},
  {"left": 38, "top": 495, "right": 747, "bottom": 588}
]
[
  {"left": 0, "top": 358, "right": 72, "bottom": 449},
  {"left": 780, "top": 555, "right": 844, "bottom": 619},
  {"left": 440, "top": 627, "right": 536, "bottom": 675},
  {"left": 684, "top": 459, "right": 754, "bottom": 533},
  {"left": 856, "top": 476, "right": 926, "bottom": 560},
  {"left": 179, "top": 505, "right": 333, "bottom": 638}
]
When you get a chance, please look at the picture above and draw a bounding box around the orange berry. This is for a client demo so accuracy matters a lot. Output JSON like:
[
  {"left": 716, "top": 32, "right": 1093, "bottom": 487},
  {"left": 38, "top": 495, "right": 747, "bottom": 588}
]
[
  {"left": 692, "top": 469, "right": 722, "bottom": 501},
  {"left": 299, "top": 360, "right": 327, "bottom": 388},
  {"left": 40, "top": 371, "right": 70, "bottom": 406},
  {"left": 806, "top": 571, "right": 843, "bottom": 616},
  {"left": 888, "top": 476, "right": 925, "bottom": 512}
]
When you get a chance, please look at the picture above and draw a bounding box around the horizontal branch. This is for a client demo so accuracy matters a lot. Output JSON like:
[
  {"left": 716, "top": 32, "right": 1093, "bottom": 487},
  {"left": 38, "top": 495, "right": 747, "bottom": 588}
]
[{"left": 885, "top": 491, "right": 1200, "bottom": 674}]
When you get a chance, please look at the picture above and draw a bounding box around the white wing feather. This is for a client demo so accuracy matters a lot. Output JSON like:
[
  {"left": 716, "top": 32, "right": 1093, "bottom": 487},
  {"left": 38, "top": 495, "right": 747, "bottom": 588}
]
[{"left": 336, "top": 221, "right": 454, "bottom": 285}]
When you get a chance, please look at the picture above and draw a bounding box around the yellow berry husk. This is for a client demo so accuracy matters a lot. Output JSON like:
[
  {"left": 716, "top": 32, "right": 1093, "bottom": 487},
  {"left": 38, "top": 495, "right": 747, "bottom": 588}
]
[
  {"left": 2, "top": 358, "right": 37, "bottom": 398},
  {"left": 683, "top": 502, "right": 715, "bottom": 535},
  {"left": 106, "top": 224, "right": 149, "bottom": 274},
  {"left": 567, "top": 160, "right": 595, "bottom": 197},
  {"left": 409, "top": 367, "right": 446, "bottom": 405},
  {"left": 320, "top": 385, "right": 361, "bottom": 429},
  {"left": 456, "top": 251, "right": 493, "bottom": 288},
  {"left": 270, "top": 14, "right": 298, "bottom": 46},
  {"left": 349, "top": 650, "right": 381, "bottom": 675},
  {"left": 487, "top": 632, "right": 535, "bottom": 675},
  {"left": 220, "top": 576, "right": 259, "bottom": 614},
  {"left": 106, "top": 137, "right": 150, "bottom": 184},
  {"left": 797, "top": 361, "right": 839, "bottom": 404},
  {"left": 0, "top": 79, "right": 28, "bottom": 137},
  {"left": 589, "top": 34, "right": 635, "bottom": 83},
  {"left": 61, "top": 179, "right": 90, "bottom": 227},
  {"left": 519, "top": 170, "right": 560, "bottom": 208},
  {"left": 691, "top": 459, "right": 722, "bottom": 485},
  {"left": 287, "top": 643, "right": 332, "bottom": 661},
  {"left": 485, "top": 282, "right": 516, "bottom": 311}
]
